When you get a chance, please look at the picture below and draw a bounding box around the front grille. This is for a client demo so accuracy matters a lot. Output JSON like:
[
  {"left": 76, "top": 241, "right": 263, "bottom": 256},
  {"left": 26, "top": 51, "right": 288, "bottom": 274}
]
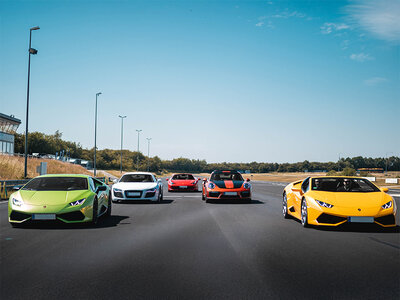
[
  {"left": 241, "top": 191, "right": 251, "bottom": 197},
  {"left": 220, "top": 195, "right": 240, "bottom": 199},
  {"left": 125, "top": 191, "right": 142, "bottom": 198},
  {"left": 145, "top": 191, "right": 156, "bottom": 198},
  {"left": 375, "top": 214, "right": 396, "bottom": 225},
  {"left": 58, "top": 211, "right": 85, "bottom": 221},
  {"left": 113, "top": 191, "right": 123, "bottom": 198},
  {"left": 208, "top": 192, "right": 220, "bottom": 197},
  {"left": 10, "top": 211, "right": 31, "bottom": 221},
  {"left": 317, "top": 213, "right": 347, "bottom": 224}
]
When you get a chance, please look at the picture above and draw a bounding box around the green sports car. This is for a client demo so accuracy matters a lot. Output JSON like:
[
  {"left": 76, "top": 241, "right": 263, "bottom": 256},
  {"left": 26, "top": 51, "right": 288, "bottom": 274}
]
[{"left": 8, "top": 174, "right": 111, "bottom": 226}]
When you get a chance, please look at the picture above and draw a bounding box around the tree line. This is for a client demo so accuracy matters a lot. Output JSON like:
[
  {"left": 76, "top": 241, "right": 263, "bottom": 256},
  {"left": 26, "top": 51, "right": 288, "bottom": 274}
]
[{"left": 14, "top": 131, "right": 400, "bottom": 173}]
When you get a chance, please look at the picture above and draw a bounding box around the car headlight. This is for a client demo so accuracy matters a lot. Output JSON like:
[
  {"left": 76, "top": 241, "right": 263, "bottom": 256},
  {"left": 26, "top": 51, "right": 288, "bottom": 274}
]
[
  {"left": 191, "top": 181, "right": 196, "bottom": 185},
  {"left": 69, "top": 198, "right": 86, "bottom": 206},
  {"left": 114, "top": 188, "right": 122, "bottom": 192},
  {"left": 243, "top": 182, "right": 251, "bottom": 189},
  {"left": 12, "top": 198, "right": 24, "bottom": 206},
  {"left": 147, "top": 188, "right": 157, "bottom": 193},
  {"left": 208, "top": 182, "right": 215, "bottom": 189},
  {"left": 382, "top": 201, "right": 392, "bottom": 209},
  {"left": 316, "top": 200, "right": 334, "bottom": 208},
  {"left": 169, "top": 181, "right": 174, "bottom": 185}
]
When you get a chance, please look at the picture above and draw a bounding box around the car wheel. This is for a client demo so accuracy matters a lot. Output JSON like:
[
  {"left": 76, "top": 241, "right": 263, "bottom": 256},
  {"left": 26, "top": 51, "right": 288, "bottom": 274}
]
[
  {"left": 106, "top": 192, "right": 112, "bottom": 217},
  {"left": 301, "top": 199, "right": 309, "bottom": 228},
  {"left": 91, "top": 198, "right": 98, "bottom": 226},
  {"left": 157, "top": 189, "right": 162, "bottom": 203},
  {"left": 202, "top": 191, "right": 205, "bottom": 200},
  {"left": 160, "top": 189, "right": 163, "bottom": 201},
  {"left": 282, "top": 193, "right": 289, "bottom": 219}
]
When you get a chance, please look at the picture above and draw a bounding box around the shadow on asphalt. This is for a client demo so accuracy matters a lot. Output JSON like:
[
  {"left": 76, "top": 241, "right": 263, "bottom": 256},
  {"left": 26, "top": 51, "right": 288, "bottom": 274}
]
[
  {"left": 206, "top": 199, "right": 264, "bottom": 205},
  {"left": 10, "top": 215, "right": 129, "bottom": 230},
  {"left": 113, "top": 200, "right": 174, "bottom": 205}
]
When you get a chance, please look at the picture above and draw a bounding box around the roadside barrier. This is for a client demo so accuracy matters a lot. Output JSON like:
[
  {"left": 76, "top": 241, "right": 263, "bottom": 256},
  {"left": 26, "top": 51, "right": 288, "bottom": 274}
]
[{"left": 0, "top": 180, "right": 30, "bottom": 200}]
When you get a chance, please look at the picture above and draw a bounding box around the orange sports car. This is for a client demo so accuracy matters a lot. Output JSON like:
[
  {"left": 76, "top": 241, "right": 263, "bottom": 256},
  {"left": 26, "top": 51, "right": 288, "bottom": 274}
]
[{"left": 202, "top": 170, "right": 251, "bottom": 203}]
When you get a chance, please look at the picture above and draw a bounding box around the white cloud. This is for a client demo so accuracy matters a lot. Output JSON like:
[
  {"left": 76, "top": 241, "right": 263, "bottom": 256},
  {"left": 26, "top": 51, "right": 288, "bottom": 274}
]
[
  {"left": 350, "top": 53, "right": 374, "bottom": 62},
  {"left": 345, "top": 0, "right": 400, "bottom": 42},
  {"left": 364, "top": 77, "right": 387, "bottom": 86},
  {"left": 272, "top": 10, "right": 306, "bottom": 19},
  {"left": 320, "top": 22, "right": 350, "bottom": 34},
  {"left": 255, "top": 22, "right": 264, "bottom": 27}
]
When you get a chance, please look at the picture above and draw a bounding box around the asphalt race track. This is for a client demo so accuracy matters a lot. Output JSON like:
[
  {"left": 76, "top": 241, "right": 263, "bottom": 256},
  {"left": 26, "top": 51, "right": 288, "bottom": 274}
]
[{"left": 1, "top": 181, "right": 399, "bottom": 299}]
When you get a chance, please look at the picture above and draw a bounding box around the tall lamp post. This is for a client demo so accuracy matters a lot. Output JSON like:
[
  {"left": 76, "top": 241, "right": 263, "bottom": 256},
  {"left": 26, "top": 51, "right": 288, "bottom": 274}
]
[
  {"left": 385, "top": 152, "right": 393, "bottom": 173},
  {"left": 94, "top": 92, "right": 102, "bottom": 176},
  {"left": 136, "top": 129, "right": 142, "bottom": 170},
  {"left": 146, "top": 138, "right": 152, "bottom": 171},
  {"left": 24, "top": 26, "right": 40, "bottom": 178},
  {"left": 119, "top": 115, "right": 127, "bottom": 174}
]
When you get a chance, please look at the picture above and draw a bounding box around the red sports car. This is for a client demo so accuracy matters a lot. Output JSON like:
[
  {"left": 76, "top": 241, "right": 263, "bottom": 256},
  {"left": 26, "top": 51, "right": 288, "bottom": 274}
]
[
  {"left": 202, "top": 170, "right": 251, "bottom": 202},
  {"left": 167, "top": 173, "right": 201, "bottom": 192}
]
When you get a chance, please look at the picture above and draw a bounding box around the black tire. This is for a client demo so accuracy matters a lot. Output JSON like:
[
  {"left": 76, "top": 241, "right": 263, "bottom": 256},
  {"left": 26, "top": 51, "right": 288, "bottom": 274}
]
[
  {"left": 205, "top": 197, "right": 211, "bottom": 203},
  {"left": 245, "top": 198, "right": 252, "bottom": 204},
  {"left": 201, "top": 190, "right": 205, "bottom": 200},
  {"left": 282, "top": 193, "right": 289, "bottom": 219},
  {"left": 106, "top": 192, "right": 112, "bottom": 217},
  {"left": 10, "top": 222, "right": 21, "bottom": 228},
  {"left": 91, "top": 198, "right": 98, "bottom": 226},
  {"left": 160, "top": 189, "right": 163, "bottom": 201},
  {"left": 157, "top": 189, "right": 162, "bottom": 203},
  {"left": 301, "top": 199, "right": 309, "bottom": 228}
]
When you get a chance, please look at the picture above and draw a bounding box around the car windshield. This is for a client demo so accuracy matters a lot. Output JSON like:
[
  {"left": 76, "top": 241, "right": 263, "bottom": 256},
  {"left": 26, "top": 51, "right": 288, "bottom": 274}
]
[
  {"left": 172, "top": 174, "right": 195, "bottom": 180},
  {"left": 22, "top": 177, "right": 88, "bottom": 191},
  {"left": 120, "top": 174, "right": 154, "bottom": 182},
  {"left": 211, "top": 172, "right": 243, "bottom": 181},
  {"left": 311, "top": 178, "right": 380, "bottom": 193}
]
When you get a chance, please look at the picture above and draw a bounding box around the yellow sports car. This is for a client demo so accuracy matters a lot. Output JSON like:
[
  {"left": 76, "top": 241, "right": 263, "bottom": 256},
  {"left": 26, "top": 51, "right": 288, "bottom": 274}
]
[{"left": 283, "top": 176, "right": 396, "bottom": 227}]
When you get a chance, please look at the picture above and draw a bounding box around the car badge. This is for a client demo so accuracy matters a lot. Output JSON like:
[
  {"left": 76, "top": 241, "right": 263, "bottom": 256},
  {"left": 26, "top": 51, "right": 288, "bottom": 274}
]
[{"left": 358, "top": 208, "right": 361, "bottom": 211}]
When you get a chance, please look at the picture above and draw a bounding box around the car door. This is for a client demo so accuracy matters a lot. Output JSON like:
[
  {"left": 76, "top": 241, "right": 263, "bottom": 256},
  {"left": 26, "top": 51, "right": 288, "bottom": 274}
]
[
  {"left": 92, "top": 178, "right": 107, "bottom": 208},
  {"left": 293, "top": 177, "right": 310, "bottom": 218}
]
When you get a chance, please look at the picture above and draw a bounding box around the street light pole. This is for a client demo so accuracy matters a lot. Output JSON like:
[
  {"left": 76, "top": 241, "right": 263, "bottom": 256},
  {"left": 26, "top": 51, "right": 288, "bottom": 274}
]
[
  {"left": 24, "top": 26, "right": 40, "bottom": 178},
  {"left": 119, "top": 115, "right": 127, "bottom": 174},
  {"left": 94, "top": 92, "right": 102, "bottom": 176},
  {"left": 146, "top": 138, "right": 152, "bottom": 171},
  {"left": 136, "top": 129, "right": 142, "bottom": 170}
]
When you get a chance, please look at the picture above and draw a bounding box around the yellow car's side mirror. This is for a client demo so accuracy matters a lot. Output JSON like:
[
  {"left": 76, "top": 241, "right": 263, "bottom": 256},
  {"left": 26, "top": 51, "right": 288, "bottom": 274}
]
[{"left": 381, "top": 187, "right": 389, "bottom": 193}]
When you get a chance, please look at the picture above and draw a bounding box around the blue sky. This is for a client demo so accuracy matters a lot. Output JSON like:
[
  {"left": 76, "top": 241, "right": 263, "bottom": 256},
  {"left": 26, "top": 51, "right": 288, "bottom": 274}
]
[{"left": 1, "top": 0, "right": 399, "bottom": 163}]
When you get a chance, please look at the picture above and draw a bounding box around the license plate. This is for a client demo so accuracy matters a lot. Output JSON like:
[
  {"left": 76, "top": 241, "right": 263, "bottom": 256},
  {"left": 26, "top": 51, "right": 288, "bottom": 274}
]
[
  {"left": 179, "top": 186, "right": 187, "bottom": 189},
  {"left": 127, "top": 192, "right": 141, "bottom": 196},
  {"left": 348, "top": 216, "right": 374, "bottom": 223},
  {"left": 224, "top": 192, "right": 237, "bottom": 196},
  {"left": 32, "top": 214, "right": 56, "bottom": 220}
]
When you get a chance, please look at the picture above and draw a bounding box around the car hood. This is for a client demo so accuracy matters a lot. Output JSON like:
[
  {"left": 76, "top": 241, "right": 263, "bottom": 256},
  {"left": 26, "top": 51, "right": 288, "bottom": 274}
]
[
  {"left": 170, "top": 180, "right": 196, "bottom": 185},
  {"left": 114, "top": 182, "right": 157, "bottom": 190},
  {"left": 308, "top": 191, "right": 386, "bottom": 208},
  {"left": 212, "top": 180, "right": 244, "bottom": 189},
  {"left": 18, "top": 190, "right": 90, "bottom": 206}
]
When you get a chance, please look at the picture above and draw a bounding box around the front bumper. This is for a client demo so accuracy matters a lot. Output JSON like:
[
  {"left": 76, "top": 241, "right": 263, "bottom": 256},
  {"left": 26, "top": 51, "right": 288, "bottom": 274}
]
[
  {"left": 112, "top": 189, "right": 158, "bottom": 202},
  {"left": 168, "top": 185, "right": 198, "bottom": 191},
  {"left": 206, "top": 190, "right": 251, "bottom": 200}
]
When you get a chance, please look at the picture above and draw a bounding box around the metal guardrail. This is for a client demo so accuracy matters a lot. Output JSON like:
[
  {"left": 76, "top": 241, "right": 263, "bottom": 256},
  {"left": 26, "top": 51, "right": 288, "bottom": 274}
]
[{"left": 0, "top": 179, "right": 30, "bottom": 200}]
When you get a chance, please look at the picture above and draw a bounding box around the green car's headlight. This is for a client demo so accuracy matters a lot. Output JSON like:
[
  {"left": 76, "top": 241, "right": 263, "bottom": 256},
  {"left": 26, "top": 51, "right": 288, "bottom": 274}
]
[
  {"left": 12, "top": 198, "right": 24, "bottom": 206},
  {"left": 69, "top": 198, "right": 86, "bottom": 206},
  {"left": 316, "top": 200, "right": 334, "bottom": 208},
  {"left": 382, "top": 201, "right": 392, "bottom": 209}
]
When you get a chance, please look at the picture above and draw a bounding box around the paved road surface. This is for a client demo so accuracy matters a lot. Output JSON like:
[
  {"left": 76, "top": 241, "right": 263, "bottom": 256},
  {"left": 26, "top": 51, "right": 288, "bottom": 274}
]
[{"left": 1, "top": 181, "right": 399, "bottom": 299}]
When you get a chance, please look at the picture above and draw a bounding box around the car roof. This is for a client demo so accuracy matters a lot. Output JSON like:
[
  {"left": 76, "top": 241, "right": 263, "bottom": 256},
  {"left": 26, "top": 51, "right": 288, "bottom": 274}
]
[
  {"left": 122, "top": 172, "right": 154, "bottom": 176},
  {"left": 36, "top": 174, "right": 90, "bottom": 178}
]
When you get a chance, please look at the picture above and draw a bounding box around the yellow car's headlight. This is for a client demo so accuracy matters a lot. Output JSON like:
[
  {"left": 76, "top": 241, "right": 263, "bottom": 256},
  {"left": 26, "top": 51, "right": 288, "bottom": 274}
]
[
  {"left": 382, "top": 201, "right": 392, "bottom": 209},
  {"left": 316, "top": 200, "right": 334, "bottom": 208},
  {"left": 12, "top": 198, "right": 24, "bottom": 206}
]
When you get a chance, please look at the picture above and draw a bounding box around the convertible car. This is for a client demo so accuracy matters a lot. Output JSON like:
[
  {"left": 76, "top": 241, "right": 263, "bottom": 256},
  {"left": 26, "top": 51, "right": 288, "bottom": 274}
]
[
  {"left": 166, "top": 173, "right": 200, "bottom": 192},
  {"left": 283, "top": 176, "right": 397, "bottom": 227},
  {"left": 202, "top": 170, "right": 251, "bottom": 203},
  {"left": 112, "top": 172, "right": 163, "bottom": 202},
  {"left": 8, "top": 174, "right": 111, "bottom": 226}
]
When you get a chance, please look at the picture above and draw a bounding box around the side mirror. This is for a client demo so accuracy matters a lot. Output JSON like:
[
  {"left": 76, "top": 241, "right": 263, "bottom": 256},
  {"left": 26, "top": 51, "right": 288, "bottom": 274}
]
[
  {"left": 96, "top": 186, "right": 107, "bottom": 192},
  {"left": 112, "top": 179, "right": 118, "bottom": 184},
  {"left": 165, "top": 178, "right": 169, "bottom": 181},
  {"left": 202, "top": 178, "right": 207, "bottom": 181},
  {"left": 381, "top": 187, "right": 389, "bottom": 193},
  {"left": 13, "top": 186, "right": 21, "bottom": 191},
  {"left": 246, "top": 178, "right": 250, "bottom": 182}
]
